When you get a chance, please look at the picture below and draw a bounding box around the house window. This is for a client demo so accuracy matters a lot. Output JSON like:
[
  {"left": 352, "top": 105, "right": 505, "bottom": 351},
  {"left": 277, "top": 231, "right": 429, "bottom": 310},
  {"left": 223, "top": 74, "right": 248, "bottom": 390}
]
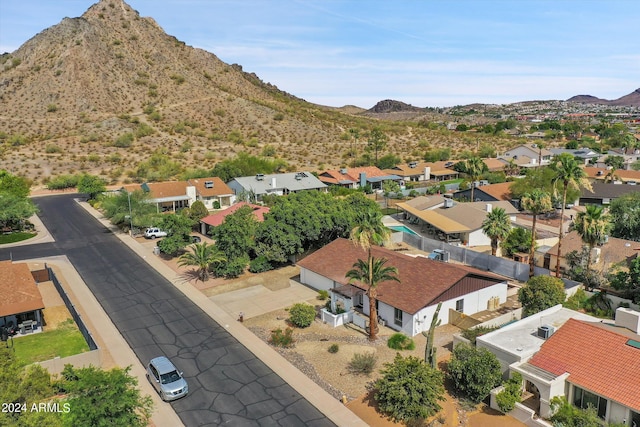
[
  {"left": 573, "top": 386, "right": 607, "bottom": 419},
  {"left": 394, "top": 308, "right": 403, "bottom": 326},
  {"left": 455, "top": 299, "right": 464, "bottom": 313}
]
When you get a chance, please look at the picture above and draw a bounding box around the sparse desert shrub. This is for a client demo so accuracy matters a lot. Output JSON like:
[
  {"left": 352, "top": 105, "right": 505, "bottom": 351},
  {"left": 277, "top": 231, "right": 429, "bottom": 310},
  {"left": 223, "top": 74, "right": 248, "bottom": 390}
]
[
  {"left": 288, "top": 303, "right": 316, "bottom": 328},
  {"left": 387, "top": 333, "right": 416, "bottom": 351},
  {"left": 328, "top": 343, "right": 339, "bottom": 354},
  {"left": 170, "top": 74, "right": 185, "bottom": 84},
  {"left": 348, "top": 352, "right": 377, "bottom": 375},
  {"left": 269, "top": 327, "right": 294, "bottom": 348},
  {"left": 47, "top": 104, "right": 58, "bottom": 113},
  {"left": 45, "top": 144, "right": 63, "bottom": 154},
  {"left": 273, "top": 113, "right": 284, "bottom": 121},
  {"left": 113, "top": 132, "right": 134, "bottom": 148},
  {"left": 135, "top": 123, "right": 155, "bottom": 138}
]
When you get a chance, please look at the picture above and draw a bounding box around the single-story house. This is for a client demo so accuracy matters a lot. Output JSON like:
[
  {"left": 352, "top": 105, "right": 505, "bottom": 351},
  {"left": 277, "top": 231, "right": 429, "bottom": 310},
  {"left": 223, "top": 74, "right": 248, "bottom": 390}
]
[
  {"left": 199, "top": 202, "right": 270, "bottom": 235},
  {"left": 186, "top": 177, "right": 234, "bottom": 210},
  {"left": 604, "top": 147, "right": 640, "bottom": 170},
  {"left": 579, "top": 182, "right": 639, "bottom": 206},
  {"left": 121, "top": 177, "right": 234, "bottom": 212},
  {"left": 0, "top": 260, "right": 44, "bottom": 334},
  {"left": 318, "top": 166, "right": 402, "bottom": 190},
  {"left": 396, "top": 198, "right": 519, "bottom": 245},
  {"left": 297, "top": 238, "right": 509, "bottom": 337},
  {"left": 227, "top": 172, "right": 327, "bottom": 201},
  {"left": 511, "top": 309, "right": 640, "bottom": 423},
  {"left": 476, "top": 305, "right": 599, "bottom": 378},
  {"left": 584, "top": 167, "right": 640, "bottom": 184},
  {"left": 545, "top": 230, "right": 639, "bottom": 275},
  {"left": 453, "top": 182, "right": 514, "bottom": 204},
  {"left": 483, "top": 158, "right": 508, "bottom": 172},
  {"left": 501, "top": 144, "right": 553, "bottom": 167},
  {"left": 549, "top": 147, "right": 602, "bottom": 165}
]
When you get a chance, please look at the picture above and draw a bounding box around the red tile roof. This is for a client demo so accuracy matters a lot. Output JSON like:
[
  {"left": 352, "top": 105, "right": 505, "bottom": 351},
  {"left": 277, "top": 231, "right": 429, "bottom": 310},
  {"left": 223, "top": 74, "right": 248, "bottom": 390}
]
[
  {"left": 0, "top": 261, "right": 45, "bottom": 317},
  {"left": 319, "top": 166, "right": 388, "bottom": 184},
  {"left": 529, "top": 318, "right": 640, "bottom": 411},
  {"left": 297, "top": 238, "right": 505, "bottom": 314},
  {"left": 200, "top": 202, "right": 270, "bottom": 226}
]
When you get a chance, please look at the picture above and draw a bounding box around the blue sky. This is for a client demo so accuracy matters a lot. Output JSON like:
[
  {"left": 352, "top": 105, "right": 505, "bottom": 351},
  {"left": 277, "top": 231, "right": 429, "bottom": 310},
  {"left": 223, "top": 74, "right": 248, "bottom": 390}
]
[{"left": 1, "top": 0, "right": 638, "bottom": 108}]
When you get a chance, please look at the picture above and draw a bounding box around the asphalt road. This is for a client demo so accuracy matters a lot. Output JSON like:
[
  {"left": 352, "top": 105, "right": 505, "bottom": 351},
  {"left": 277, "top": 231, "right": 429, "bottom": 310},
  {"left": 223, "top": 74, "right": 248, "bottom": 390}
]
[{"left": 1, "top": 194, "right": 334, "bottom": 427}]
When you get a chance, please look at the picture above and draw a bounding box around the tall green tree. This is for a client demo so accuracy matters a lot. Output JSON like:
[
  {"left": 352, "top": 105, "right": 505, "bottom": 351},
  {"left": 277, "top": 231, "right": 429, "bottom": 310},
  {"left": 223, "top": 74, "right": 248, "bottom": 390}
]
[
  {"left": 374, "top": 354, "right": 445, "bottom": 423},
  {"left": 366, "top": 128, "right": 388, "bottom": 165},
  {"left": 178, "top": 242, "right": 226, "bottom": 281},
  {"left": 550, "top": 153, "right": 592, "bottom": 277},
  {"left": 518, "top": 275, "right": 566, "bottom": 317},
  {"left": 462, "top": 157, "right": 488, "bottom": 202},
  {"left": 609, "top": 256, "right": 640, "bottom": 304},
  {"left": 608, "top": 192, "right": 640, "bottom": 242},
  {"left": 447, "top": 343, "right": 502, "bottom": 403},
  {"left": 156, "top": 214, "right": 195, "bottom": 256},
  {"left": 573, "top": 205, "right": 612, "bottom": 288},
  {"left": 101, "top": 189, "right": 157, "bottom": 229},
  {"left": 212, "top": 205, "right": 258, "bottom": 264},
  {"left": 481, "top": 207, "right": 511, "bottom": 256},
  {"left": 348, "top": 210, "right": 399, "bottom": 340},
  {"left": 520, "top": 189, "right": 553, "bottom": 277},
  {"left": 59, "top": 365, "right": 153, "bottom": 427},
  {"left": 77, "top": 174, "right": 107, "bottom": 200}
]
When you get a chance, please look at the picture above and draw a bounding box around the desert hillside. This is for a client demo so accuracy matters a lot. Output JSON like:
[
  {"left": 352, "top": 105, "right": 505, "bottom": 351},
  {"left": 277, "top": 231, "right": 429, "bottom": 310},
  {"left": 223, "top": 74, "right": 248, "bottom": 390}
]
[{"left": 0, "top": 0, "right": 520, "bottom": 184}]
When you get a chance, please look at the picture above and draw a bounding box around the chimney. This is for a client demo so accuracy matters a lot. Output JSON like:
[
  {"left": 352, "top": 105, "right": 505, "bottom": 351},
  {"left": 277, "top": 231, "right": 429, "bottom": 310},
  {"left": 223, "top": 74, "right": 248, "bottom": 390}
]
[
  {"left": 486, "top": 203, "right": 492, "bottom": 213},
  {"left": 271, "top": 177, "right": 277, "bottom": 188},
  {"left": 359, "top": 172, "right": 366, "bottom": 188},
  {"left": 615, "top": 307, "right": 640, "bottom": 334},
  {"left": 424, "top": 167, "right": 431, "bottom": 181}
]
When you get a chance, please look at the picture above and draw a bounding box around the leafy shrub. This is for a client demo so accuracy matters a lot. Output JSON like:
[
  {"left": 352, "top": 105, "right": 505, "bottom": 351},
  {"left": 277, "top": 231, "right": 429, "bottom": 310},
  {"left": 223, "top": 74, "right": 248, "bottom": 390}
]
[
  {"left": 563, "top": 288, "right": 589, "bottom": 311},
  {"left": 328, "top": 344, "right": 339, "bottom": 354},
  {"left": 269, "top": 327, "right": 294, "bottom": 348},
  {"left": 212, "top": 200, "right": 221, "bottom": 209},
  {"left": 496, "top": 372, "right": 522, "bottom": 413},
  {"left": 374, "top": 354, "right": 445, "bottom": 423},
  {"left": 45, "top": 144, "right": 63, "bottom": 153},
  {"left": 317, "top": 290, "right": 329, "bottom": 301},
  {"left": 387, "top": 333, "right": 416, "bottom": 351},
  {"left": 47, "top": 104, "right": 58, "bottom": 112},
  {"left": 214, "top": 255, "right": 248, "bottom": 279},
  {"left": 248, "top": 256, "right": 272, "bottom": 273},
  {"left": 348, "top": 352, "right": 377, "bottom": 375},
  {"left": 447, "top": 343, "right": 502, "bottom": 403},
  {"left": 46, "top": 174, "right": 80, "bottom": 190},
  {"left": 288, "top": 303, "right": 316, "bottom": 328},
  {"left": 461, "top": 325, "right": 499, "bottom": 345}
]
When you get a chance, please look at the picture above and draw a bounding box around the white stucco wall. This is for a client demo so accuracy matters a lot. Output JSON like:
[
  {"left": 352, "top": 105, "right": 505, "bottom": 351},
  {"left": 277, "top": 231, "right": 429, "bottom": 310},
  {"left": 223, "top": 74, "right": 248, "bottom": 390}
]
[
  {"left": 299, "top": 268, "right": 335, "bottom": 291},
  {"left": 468, "top": 228, "right": 491, "bottom": 247}
]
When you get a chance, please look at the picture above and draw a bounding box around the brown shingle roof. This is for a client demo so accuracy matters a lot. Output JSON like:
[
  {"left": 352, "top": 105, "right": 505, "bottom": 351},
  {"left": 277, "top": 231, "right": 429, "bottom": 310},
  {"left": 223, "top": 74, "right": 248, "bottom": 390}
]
[
  {"left": 297, "top": 238, "right": 505, "bottom": 314},
  {"left": 187, "top": 177, "right": 233, "bottom": 197},
  {"left": 548, "top": 230, "right": 639, "bottom": 267},
  {"left": 529, "top": 319, "right": 640, "bottom": 412},
  {"left": 0, "top": 261, "right": 45, "bottom": 317},
  {"left": 584, "top": 167, "right": 640, "bottom": 182},
  {"left": 475, "top": 182, "right": 513, "bottom": 201},
  {"left": 122, "top": 181, "right": 188, "bottom": 199}
]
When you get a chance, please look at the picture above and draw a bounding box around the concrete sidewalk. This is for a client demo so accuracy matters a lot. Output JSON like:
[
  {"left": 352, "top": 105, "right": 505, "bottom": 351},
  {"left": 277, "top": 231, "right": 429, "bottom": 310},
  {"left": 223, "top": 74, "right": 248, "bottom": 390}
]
[{"left": 77, "top": 200, "right": 368, "bottom": 427}]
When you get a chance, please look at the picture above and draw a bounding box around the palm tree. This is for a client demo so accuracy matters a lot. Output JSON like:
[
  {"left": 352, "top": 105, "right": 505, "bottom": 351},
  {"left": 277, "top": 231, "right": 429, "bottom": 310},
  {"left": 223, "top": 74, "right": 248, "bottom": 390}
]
[
  {"left": 349, "top": 210, "right": 398, "bottom": 340},
  {"left": 346, "top": 257, "right": 399, "bottom": 341},
  {"left": 177, "top": 242, "right": 226, "bottom": 282},
  {"left": 551, "top": 154, "right": 592, "bottom": 277},
  {"left": 481, "top": 207, "right": 511, "bottom": 257},
  {"left": 521, "top": 189, "right": 553, "bottom": 277},
  {"left": 573, "top": 205, "right": 612, "bottom": 288},
  {"left": 464, "top": 157, "right": 487, "bottom": 202}
]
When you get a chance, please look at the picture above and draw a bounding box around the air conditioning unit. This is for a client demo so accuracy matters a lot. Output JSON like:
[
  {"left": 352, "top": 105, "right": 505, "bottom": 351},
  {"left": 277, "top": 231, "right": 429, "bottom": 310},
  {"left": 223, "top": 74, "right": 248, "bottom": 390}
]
[
  {"left": 409, "top": 161, "right": 417, "bottom": 168},
  {"left": 204, "top": 181, "right": 214, "bottom": 188},
  {"left": 432, "top": 249, "right": 450, "bottom": 262},
  {"left": 444, "top": 198, "right": 454, "bottom": 208},
  {"left": 537, "top": 325, "right": 555, "bottom": 339},
  {"left": 256, "top": 174, "right": 265, "bottom": 181}
]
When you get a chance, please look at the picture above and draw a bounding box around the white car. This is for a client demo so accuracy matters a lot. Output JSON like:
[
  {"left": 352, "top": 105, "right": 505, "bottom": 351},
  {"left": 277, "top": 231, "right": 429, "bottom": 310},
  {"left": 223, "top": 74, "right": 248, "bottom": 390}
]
[
  {"left": 146, "top": 356, "right": 188, "bottom": 401},
  {"left": 144, "top": 228, "right": 167, "bottom": 239}
]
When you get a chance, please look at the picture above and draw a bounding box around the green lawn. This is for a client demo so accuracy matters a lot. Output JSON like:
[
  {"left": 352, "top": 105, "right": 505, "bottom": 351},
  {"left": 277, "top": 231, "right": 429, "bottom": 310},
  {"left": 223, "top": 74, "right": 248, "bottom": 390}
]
[
  {"left": 12, "top": 319, "right": 90, "bottom": 365},
  {"left": 0, "top": 232, "right": 36, "bottom": 244}
]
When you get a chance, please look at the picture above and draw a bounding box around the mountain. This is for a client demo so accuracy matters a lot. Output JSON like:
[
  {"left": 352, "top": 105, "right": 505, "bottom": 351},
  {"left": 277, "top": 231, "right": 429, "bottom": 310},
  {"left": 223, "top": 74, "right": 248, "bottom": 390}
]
[
  {"left": 368, "top": 100, "right": 424, "bottom": 113},
  {"left": 566, "top": 89, "right": 640, "bottom": 107}
]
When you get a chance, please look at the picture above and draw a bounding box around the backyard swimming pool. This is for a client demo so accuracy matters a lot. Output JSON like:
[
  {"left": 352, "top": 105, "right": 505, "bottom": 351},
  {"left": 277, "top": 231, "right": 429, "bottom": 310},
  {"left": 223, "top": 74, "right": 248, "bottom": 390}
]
[{"left": 388, "top": 225, "right": 419, "bottom": 236}]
